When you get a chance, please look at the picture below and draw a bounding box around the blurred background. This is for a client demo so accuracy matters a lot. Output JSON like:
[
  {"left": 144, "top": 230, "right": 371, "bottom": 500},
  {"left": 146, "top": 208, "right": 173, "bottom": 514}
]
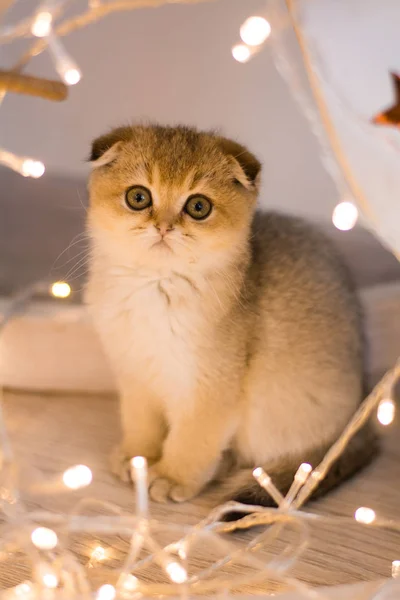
[{"left": 1, "top": 0, "right": 400, "bottom": 297}]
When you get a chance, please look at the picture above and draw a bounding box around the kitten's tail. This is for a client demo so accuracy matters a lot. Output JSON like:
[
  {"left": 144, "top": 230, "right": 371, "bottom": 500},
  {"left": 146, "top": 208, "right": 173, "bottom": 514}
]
[{"left": 223, "top": 421, "right": 379, "bottom": 519}]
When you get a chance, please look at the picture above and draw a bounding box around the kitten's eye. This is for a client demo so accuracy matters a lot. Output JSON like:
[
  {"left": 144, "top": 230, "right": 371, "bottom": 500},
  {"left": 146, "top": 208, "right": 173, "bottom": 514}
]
[
  {"left": 125, "top": 186, "right": 152, "bottom": 211},
  {"left": 184, "top": 195, "right": 212, "bottom": 220}
]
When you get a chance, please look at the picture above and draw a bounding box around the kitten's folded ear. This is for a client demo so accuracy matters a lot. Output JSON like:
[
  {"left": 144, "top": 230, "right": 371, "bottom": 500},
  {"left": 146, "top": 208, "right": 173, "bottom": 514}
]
[
  {"left": 89, "top": 126, "right": 132, "bottom": 167},
  {"left": 218, "top": 137, "right": 262, "bottom": 191}
]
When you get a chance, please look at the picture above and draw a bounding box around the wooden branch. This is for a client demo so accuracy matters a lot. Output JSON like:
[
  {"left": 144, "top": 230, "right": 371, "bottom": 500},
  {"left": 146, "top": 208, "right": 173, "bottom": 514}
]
[
  {"left": 0, "top": 70, "right": 68, "bottom": 101},
  {"left": 0, "top": 0, "right": 14, "bottom": 23}
]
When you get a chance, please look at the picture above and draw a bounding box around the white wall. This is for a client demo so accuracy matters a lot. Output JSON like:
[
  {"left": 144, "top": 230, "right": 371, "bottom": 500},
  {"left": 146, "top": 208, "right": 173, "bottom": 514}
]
[{"left": 1, "top": 0, "right": 337, "bottom": 220}]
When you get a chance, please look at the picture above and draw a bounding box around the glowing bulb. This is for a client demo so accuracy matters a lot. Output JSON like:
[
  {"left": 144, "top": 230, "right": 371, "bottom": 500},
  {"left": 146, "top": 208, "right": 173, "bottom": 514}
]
[
  {"left": 21, "top": 159, "right": 45, "bottom": 178},
  {"left": 63, "top": 67, "right": 81, "bottom": 85},
  {"left": 232, "top": 44, "right": 251, "bottom": 63},
  {"left": 240, "top": 16, "right": 271, "bottom": 46},
  {"left": 332, "top": 201, "right": 358, "bottom": 231},
  {"left": 31, "top": 527, "right": 58, "bottom": 550},
  {"left": 165, "top": 561, "right": 188, "bottom": 584},
  {"left": 63, "top": 464, "right": 92, "bottom": 489},
  {"left": 118, "top": 574, "right": 139, "bottom": 593},
  {"left": 91, "top": 546, "right": 106, "bottom": 562},
  {"left": 355, "top": 506, "right": 376, "bottom": 524},
  {"left": 97, "top": 585, "right": 116, "bottom": 600},
  {"left": 35, "top": 563, "right": 59, "bottom": 589},
  {"left": 48, "top": 35, "right": 82, "bottom": 86},
  {"left": 50, "top": 281, "right": 71, "bottom": 298},
  {"left": 377, "top": 398, "right": 396, "bottom": 426},
  {"left": 295, "top": 462, "right": 312, "bottom": 484},
  {"left": 31, "top": 11, "right": 52, "bottom": 37},
  {"left": 15, "top": 583, "right": 33, "bottom": 597},
  {"left": 131, "top": 456, "right": 148, "bottom": 516},
  {"left": 131, "top": 456, "right": 146, "bottom": 469},
  {"left": 392, "top": 560, "right": 400, "bottom": 578},
  {"left": 42, "top": 572, "right": 58, "bottom": 589},
  {"left": 253, "top": 467, "right": 271, "bottom": 488}
]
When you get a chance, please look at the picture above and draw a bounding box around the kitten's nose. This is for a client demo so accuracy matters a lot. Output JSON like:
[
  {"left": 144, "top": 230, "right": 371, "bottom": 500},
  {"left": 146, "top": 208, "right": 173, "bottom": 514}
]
[{"left": 155, "top": 223, "right": 174, "bottom": 237}]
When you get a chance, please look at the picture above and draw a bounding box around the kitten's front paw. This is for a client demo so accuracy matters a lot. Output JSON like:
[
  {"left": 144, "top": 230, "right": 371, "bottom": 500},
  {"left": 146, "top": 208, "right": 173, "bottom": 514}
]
[
  {"left": 110, "top": 444, "right": 132, "bottom": 483},
  {"left": 148, "top": 462, "right": 202, "bottom": 503}
]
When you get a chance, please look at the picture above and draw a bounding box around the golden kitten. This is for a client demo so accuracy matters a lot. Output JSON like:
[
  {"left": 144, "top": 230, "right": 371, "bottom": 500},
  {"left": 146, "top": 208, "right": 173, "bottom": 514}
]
[{"left": 86, "top": 124, "right": 376, "bottom": 506}]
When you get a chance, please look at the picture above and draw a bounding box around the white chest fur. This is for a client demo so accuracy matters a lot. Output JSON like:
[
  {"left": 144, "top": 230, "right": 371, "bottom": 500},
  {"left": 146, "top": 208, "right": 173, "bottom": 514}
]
[{"left": 89, "top": 272, "right": 203, "bottom": 404}]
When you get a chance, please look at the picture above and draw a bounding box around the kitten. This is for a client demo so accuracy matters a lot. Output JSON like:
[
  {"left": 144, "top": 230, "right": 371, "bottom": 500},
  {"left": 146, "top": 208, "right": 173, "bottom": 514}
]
[{"left": 86, "top": 124, "right": 377, "bottom": 506}]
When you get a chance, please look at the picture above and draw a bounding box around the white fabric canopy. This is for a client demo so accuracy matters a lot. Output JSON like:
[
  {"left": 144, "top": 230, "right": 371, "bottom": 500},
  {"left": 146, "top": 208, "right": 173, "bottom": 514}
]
[{"left": 276, "top": 0, "right": 400, "bottom": 258}]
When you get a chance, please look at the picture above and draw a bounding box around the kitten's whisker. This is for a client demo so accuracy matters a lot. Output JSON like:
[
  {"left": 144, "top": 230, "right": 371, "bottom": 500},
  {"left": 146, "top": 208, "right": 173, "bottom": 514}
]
[
  {"left": 51, "top": 232, "right": 90, "bottom": 270},
  {"left": 56, "top": 247, "right": 90, "bottom": 270},
  {"left": 63, "top": 255, "right": 90, "bottom": 281},
  {"left": 76, "top": 189, "right": 88, "bottom": 214}
]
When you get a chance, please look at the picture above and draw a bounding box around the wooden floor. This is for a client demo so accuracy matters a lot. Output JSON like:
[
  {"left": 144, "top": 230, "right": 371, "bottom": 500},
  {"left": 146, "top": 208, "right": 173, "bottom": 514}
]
[{"left": 0, "top": 388, "right": 399, "bottom": 595}]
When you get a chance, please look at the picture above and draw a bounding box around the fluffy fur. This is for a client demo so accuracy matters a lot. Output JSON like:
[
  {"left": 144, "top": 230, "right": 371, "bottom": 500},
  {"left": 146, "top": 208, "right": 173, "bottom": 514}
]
[{"left": 86, "top": 124, "right": 376, "bottom": 506}]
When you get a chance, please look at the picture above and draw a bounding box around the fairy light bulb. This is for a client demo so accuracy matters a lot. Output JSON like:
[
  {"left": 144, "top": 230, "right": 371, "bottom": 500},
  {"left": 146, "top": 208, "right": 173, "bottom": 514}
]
[
  {"left": 377, "top": 398, "right": 396, "bottom": 426},
  {"left": 97, "top": 585, "right": 116, "bottom": 600},
  {"left": 50, "top": 281, "right": 71, "bottom": 298},
  {"left": 131, "top": 456, "right": 148, "bottom": 517},
  {"left": 355, "top": 506, "right": 376, "bottom": 524},
  {"left": 43, "top": 574, "right": 58, "bottom": 588},
  {"left": 15, "top": 583, "right": 34, "bottom": 598},
  {"left": 91, "top": 546, "right": 106, "bottom": 562},
  {"left": 332, "top": 201, "right": 358, "bottom": 231},
  {"left": 232, "top": 44, "right": 251, "bottom": 63},
  {"left": 165, "top": 561, "right": 188, "bottom": 584},
  {"left": 35, "top": 563, "right": 58, "bottom": 589},
  {"left": 294, "top": 462, "right": 312, "bottom": 484},
  {"left": 48, "top": 35, "right": 82, "bottom": 86},
  {"left": 240, "top": 16, "right": 271, "bottom": 46},
  {"left": 118, "top": 574, "right": 139, "bottom": 593},
  {"left": 63, "top": 464, "right": 92, "bottom": 489},
  {"left": 21, "top": 159, "right": 45, "bottom": 178},
  {"left": 31, "top": 527, "right": 58, "bottom": 550},
  {"left": 253, "top": 466, "right": 285, "bottom": 507},
  {"left": 0, "top": 150, "right": 45, "bottom": 179},
  {"left": 63, "top": 68, "right": 81, "bottom": 85},
  {"left": 392, "top": 560, "right": 400, "bottom": 578},
  {"left": 31, "top": 11, "right": 53, "bottom": 37}
]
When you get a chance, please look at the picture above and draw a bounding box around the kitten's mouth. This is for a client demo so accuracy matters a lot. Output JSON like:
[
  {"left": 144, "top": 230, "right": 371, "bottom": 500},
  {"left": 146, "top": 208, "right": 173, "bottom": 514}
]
[{"left": 152, "top": 239, "right": 173, "bottom": 252}]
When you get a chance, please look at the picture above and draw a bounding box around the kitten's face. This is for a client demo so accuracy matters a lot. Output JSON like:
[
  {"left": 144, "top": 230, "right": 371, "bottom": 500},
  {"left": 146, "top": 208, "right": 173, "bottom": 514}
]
[{"left": 88, "top": 126, "right": 261, "bottom": 275}]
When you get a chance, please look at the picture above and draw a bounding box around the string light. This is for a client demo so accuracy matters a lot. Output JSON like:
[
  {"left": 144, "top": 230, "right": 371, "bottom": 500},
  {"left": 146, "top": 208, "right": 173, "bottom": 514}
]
[
  {"left": 165, "top": 561, "right": 188, "bottom": 584},
  {"left": 31, "top": 527, "right": 58, "bottom": 550},
  {"left": 332, "top": 201, "right": 359, "bottom": 231},
  {"left": 354, "top": 506, "right": 376, "bottom": 525},
  {"left": 50, "top": 281, "right": 71, "bottom": 298},
  {"left": 377, "top": 398, "right": 396, "bottom": 426},
  {"left": 62, "top": 464, "right": 92, "bottom": 489},
  {"left": 47, "top": 35, "right": 82, "bottom": 86},
  {"left": 240, "top": 16, "right": 271, "bottom": 47},
  {"left": 231, "top": 44, "right": 251, "bottom": 63},
  {"left": 96, "top": 585, "right": 116, "bottom": 600}
]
